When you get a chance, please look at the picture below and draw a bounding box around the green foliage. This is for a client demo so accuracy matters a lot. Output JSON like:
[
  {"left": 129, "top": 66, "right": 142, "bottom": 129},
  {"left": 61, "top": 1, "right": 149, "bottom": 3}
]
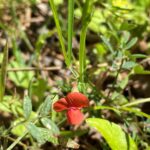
[
  {"left": 0, "top": 42, "right": 8, "bottom": 101},
  {"left": 41, "top": 117, "right": 60, "bottom": 135},
  {"left": 39, "top": 96, "right": 52, "bottom": 116},
  {"left": 23, "top": 96, "right": 32, "bottom": 119},
  {"left": 87, "top": 118, "right": 137, "bottom": 150},
  {"left": 1, "top": 0, "right": 150, "bottom": 149},
  {"left": 30, "top": 78, "right": 48, "bottom": 101},
  {"left": 122, "top": 61, "right": 137, "bottom": 70},
  {"left": 123, "top": 37, "right": 138, "bottom": 50},
  {"left": 11, "top": 118, "right": 26, "bottom": 136},
  {"left": 100, "top": 35, "right": 114, "bottom": 53},
  {"left": 27, "top": 123, "right": 58, "bottom": 145},
  {"left": 8, "top": 61, "right": 34, "bottom": 88}
]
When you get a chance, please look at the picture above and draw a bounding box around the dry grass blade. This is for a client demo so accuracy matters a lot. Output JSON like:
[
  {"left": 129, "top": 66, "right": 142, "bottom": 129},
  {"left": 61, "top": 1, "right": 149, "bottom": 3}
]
[{"left": 0, "top": 41, "right": 8, "bottom": 101}]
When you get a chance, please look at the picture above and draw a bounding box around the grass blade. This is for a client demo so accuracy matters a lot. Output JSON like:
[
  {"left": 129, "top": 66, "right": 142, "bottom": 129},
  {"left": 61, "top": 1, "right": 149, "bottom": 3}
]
[
  {"left": 49, "top": 0, "right": 69, "bottom": 66},
  {"left": 0, "top": 41, "right": 8, "bottom": 101},
  {"left": 67, "top": 0, "right": 74, "bottom": 65}
]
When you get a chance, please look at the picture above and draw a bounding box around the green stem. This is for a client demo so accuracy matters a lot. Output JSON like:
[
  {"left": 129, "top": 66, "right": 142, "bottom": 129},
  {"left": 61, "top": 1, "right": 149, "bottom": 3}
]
[
  {"left": 68, "top": 0, "right": 74, "bottom": 66},
  {"left": 79, "top": 0, "right": 93, "bottom": 82}
]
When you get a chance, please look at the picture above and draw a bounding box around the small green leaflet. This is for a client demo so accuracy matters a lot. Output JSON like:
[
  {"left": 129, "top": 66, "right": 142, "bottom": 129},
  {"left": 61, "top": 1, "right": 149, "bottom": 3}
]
[
  {"left": 122, "top": 61, "right": 137, "bottom": 69},
  {"left": 100, "top": 35, "right": 114, "bottom": 53},
  {"left": 27, "top": 123, "right": 45, "bottom": 145},
  {"left": 124, "top": 37, "right": 138, "bottom": 50},
  {"left": 40, "top": 96, "right": 52, "bottom": 116},
  {"left": 41, "top": 117, "right": 60, "bottom": 135},
  {"left": 27, "top": 123, "right": 58, "bottom": 145},
  {"left": 38, "top": 127, "right": 58, "bottom": 145},
  {"left": 23, "top": 96, "right": 32, "bottom": 119}
]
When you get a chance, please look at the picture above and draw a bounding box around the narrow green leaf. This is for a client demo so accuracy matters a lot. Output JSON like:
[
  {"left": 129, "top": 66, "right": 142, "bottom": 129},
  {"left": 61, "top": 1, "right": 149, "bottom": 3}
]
[
  {"left": 40, "top": 96, "right": 52, "bottom": 116},
  {"left": 41, "top": 118, "right": 60, "bottom": 135},
  {"left": 0, "top": 42, "right": 8, "bottom": 101},
  {"left": 124, "top": 31, "right": 130, "bottom": 44},
  {"left": 124, "top": 37, "right": 138, "bottom": 50},
  {"left": 67, "top": 0, "right": 74, "bottom": 65},
  {"left": 23, "top": 96, "right": 32, "bottom": 119},
  {"left": 131, "top": 54, "right": 147, "bottom": 59},
  {"left": 100, "top": 35, "right": 114, "bottom": 53},
  {"left": 49, "top": 0, "right": 69, "bottom": 66},
  {"left": 87, "top": 118, "right": 137, "bottom": 150}
]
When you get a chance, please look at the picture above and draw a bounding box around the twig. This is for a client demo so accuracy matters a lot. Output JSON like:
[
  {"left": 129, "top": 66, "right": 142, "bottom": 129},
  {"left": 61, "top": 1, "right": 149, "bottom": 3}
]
[{"left": 6, "top": 66, "right": 61, "bottom": 72}]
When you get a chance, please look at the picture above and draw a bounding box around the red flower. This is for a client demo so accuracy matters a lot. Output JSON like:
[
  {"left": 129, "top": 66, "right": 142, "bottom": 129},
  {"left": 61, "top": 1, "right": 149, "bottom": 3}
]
[{"left": 53, "top": 92, "right": 89, "bottom": 125}]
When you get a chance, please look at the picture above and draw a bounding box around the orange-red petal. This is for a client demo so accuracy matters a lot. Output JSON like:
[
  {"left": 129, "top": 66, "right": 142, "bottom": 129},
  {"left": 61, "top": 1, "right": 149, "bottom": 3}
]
[
  {"left": 53, "top": 98, "right": 68, "bottom": 112},
  {"left": 66, "top": 108, "right": 84, "bottom": 125},
  {"left": 66, "top": 92, "right": 89, "bottom": 108}
]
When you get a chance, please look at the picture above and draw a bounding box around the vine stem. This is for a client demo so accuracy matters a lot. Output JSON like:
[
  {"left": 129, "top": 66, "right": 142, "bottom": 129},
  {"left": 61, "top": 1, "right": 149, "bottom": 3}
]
[{"left": 7, "top": 131, "right": 28, "bottom": 150}]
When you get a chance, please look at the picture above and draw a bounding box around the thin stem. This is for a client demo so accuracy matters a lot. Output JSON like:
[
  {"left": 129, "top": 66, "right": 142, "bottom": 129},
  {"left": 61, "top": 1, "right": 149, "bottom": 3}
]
[
  {"left": 67, "top": 0, "right": 74, "bottom": 65},
  {"left": 7, "top": 131, "right": 28, "bottom": 150}
]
